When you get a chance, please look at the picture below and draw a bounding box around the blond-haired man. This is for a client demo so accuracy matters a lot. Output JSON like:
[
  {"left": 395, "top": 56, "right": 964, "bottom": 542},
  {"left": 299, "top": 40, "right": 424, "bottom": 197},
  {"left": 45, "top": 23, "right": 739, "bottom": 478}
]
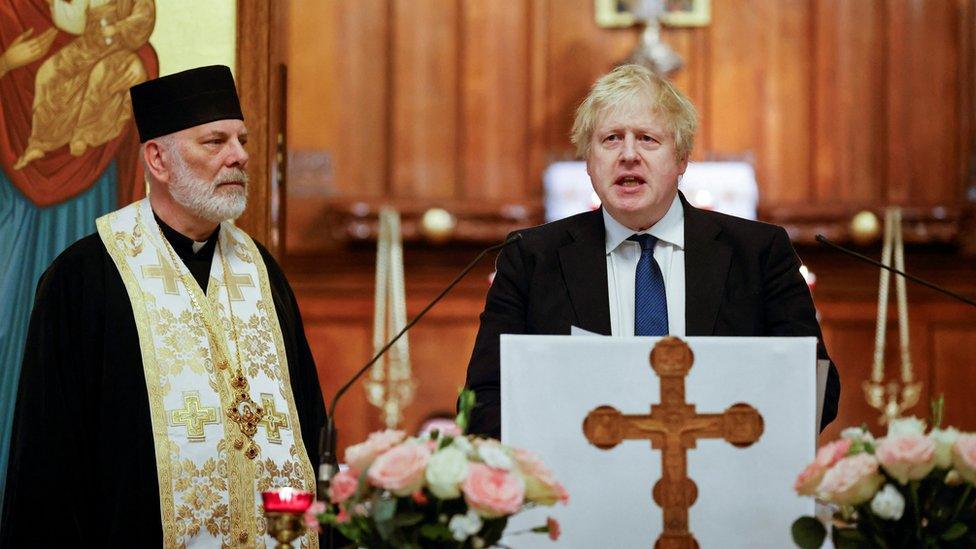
[{"left": 464, "top": 64, "right": 839, "bottom": 438}]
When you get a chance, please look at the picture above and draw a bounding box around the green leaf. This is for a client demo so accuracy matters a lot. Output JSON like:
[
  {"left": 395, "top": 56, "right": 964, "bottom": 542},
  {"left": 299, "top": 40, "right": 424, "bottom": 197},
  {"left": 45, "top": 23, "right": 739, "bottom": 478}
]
[
  {"left": 393, "top": 511, "right": 424, "bottom": 527},
  {"left": 456, "top": 388, "right": 476, "bottom": 433},
  {"left": 791, "top": 516, "right": 826, "bottom": 549},
  {"left": 942, "top": 523, "right": 968, "bottom": 541},
  {"left": 420, "top": 523, "right": 452, "bottom": 541},
  {"left": 931, "top": 394, "right": 945, "bottom": 429}
]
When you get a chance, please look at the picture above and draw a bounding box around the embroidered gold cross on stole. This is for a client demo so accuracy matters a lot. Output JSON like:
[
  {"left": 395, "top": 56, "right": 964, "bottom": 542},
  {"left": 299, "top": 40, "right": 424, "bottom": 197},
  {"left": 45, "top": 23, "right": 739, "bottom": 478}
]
[
  {"left": 582, "top": 337, "right": 764, "bottom": 549},
  {"left": 169, "top": 392, "right": 219, "bottom": 442},
  {"left": 142, "top": 250, "right": 181, "bottom": 295},
  {"left": 222, "top": 268, "right": 254, "bottom": 301},
  {"left": 259, "top": 394, "right": 290, "bottom": 443}
]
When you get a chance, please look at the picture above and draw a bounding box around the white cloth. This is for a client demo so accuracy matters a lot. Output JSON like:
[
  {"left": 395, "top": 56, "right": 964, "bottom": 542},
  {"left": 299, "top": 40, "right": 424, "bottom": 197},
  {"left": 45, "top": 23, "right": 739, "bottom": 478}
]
[{"left": 604, "top": 193, "right": 686, "bottom": 337}]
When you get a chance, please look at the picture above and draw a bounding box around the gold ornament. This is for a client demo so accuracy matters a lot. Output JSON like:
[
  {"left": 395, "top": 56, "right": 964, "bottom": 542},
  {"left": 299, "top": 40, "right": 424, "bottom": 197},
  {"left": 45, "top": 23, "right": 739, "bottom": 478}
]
[
  {"left": 850, "top": 210, "right": 881, "bottom": 245},
  {"left": 420, "top": 208, "right": 456, "bottom": 243}
]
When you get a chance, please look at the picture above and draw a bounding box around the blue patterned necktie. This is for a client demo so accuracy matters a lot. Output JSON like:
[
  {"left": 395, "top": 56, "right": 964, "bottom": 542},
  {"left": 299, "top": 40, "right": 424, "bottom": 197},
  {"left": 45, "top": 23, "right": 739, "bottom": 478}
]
[{"left": 629, "top": 234, "right": 668, "bottom": 336}]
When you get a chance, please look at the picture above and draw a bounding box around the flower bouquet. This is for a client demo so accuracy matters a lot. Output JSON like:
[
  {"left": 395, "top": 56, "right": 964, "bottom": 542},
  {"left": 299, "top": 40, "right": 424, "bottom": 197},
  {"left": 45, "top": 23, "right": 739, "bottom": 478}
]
[
  {"left": 307, "top": 390, "right": 568, "bottom": 548},
  {"left": 791, "top": 404, "right": 976, "bottom": 548}
]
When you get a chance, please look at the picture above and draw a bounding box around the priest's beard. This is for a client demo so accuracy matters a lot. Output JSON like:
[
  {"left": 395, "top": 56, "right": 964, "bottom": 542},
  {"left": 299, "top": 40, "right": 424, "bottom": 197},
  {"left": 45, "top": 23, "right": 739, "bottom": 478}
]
[{"left": 167, "top": 152, "right": 249, "bottom": 224}]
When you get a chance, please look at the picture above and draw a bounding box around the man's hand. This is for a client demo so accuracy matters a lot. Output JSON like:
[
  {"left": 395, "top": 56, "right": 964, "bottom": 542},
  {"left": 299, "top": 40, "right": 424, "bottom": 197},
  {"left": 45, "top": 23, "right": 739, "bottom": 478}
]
[{"left": 0, "top": 28, "right": 58, "bottom": 78}]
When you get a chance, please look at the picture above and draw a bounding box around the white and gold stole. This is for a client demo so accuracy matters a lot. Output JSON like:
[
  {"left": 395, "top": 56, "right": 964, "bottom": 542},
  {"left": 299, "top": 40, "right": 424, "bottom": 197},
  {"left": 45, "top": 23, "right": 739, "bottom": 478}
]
[{"left": 97, "top": 199, "right": 317, "bottom": 548}]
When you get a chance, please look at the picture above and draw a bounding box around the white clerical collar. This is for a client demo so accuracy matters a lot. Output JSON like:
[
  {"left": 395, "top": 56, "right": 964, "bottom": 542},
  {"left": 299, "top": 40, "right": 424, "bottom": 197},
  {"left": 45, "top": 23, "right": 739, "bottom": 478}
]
[
  {"left": 191, "top": 241, "right": 207, "bottom": 253},
  {"left": 603, "top": 193, "right": 685, "bottom": 254}
]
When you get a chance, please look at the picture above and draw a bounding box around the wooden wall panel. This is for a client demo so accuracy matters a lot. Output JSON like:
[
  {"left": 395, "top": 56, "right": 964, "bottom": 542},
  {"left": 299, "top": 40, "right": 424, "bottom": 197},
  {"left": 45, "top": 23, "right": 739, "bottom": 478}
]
[
  {"left": 459, "top": 1, "right": 530, "bottom": 203},
  {"left": 885, "top": 0, "right": 962, "bottom": 205},
  {"left": 335, "top": 1, "right": 390, "bottom": 199},
  {"left": 391, "top": 0, "right": 458, "bottom": 200},
  {"left": 706, "top": 0, "right": 762, "bottom": 157},
  {"left": 927, "top": 317, "right": 976, "bottom": 431},
  {"left": 812, "top": 0, "right": 886, "bottom": 205},
  {"left": 757, "top": 0, "right": 813, "bottom": 205}
]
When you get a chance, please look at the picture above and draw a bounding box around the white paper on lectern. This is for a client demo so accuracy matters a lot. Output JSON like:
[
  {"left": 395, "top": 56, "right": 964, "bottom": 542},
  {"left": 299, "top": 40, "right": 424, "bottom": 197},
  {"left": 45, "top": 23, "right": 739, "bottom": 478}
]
[{"left": 499, "top": 335, "right": 817, "bottom": 548}]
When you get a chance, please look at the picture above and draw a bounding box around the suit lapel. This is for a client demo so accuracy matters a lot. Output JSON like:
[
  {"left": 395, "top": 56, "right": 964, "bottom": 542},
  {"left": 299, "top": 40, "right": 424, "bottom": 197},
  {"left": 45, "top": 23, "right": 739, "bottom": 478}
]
[
  {"left": 557, "top": 210, "right": 611, "bottom": 336},
  {"left": 682, "top": 194, "right": 731, "bottom": 335}
]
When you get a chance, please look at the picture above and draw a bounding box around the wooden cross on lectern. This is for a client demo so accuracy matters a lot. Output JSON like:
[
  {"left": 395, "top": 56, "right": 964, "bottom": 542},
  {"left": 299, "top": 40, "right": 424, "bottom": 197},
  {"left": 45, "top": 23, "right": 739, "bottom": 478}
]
[{"left": 582, "top": 337, "right": 764, "bottom": 549}]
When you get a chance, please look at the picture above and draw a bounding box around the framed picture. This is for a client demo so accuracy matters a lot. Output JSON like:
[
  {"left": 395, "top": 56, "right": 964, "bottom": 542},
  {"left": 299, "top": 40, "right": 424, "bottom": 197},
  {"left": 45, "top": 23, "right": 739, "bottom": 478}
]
[{"left": 594, "top": 0, "right": 711, "bottom": 28}]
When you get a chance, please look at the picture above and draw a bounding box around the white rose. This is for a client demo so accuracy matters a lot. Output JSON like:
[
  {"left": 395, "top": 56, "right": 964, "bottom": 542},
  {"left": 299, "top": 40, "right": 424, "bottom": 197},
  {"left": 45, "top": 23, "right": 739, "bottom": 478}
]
[
  {"left": 452, "top": 436, "right": 474, "bottom": 457},
  {"left": 425, "top": 447, "right": 469, "bottom": 499},
  {"left": 477, "top": 442, "right": 513, "bottom": 470},
  {"left": 448, "top": 509, "right": 483, "bottom": 541},
  {"left": 841, "top": 426, "right": 875, "bottom": 444},
  {"left": 887, "top": 416, "right": 926, "bottom": 437},
  {"left": 929, "top": 427, "right": 960, "bottom": 469},
  {"left": 869, "top": 484, "right": 905, "bottom": 521}
]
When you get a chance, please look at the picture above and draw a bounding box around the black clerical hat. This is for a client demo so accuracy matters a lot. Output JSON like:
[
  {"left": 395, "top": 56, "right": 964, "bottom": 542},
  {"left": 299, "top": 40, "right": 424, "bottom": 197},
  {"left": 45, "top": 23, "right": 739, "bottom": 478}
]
[{"left": 129, "top": 65, "right": 244, "bottom": 143}]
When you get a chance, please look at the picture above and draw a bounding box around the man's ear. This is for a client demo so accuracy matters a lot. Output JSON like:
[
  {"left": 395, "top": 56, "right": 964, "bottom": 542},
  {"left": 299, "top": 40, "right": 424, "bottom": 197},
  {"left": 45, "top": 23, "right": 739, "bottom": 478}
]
[{"left": 142, "top": 140, "right": 170, "bottom": 184}]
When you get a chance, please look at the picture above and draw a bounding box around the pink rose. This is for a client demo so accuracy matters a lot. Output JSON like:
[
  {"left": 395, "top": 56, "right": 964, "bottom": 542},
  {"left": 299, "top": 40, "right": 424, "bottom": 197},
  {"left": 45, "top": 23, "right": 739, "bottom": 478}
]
[
  {"left": 817, "top": 453, "right": 885, "bottom": 506},
  {"left": 345, "top": 429, "right": 406, "bottom": 471},
  {"left": 952, "top": 433, "right": 976, "bottom": 484},
  {"left": 367, "top": 442, "right": 431, "bottom": 496},
  {"left": 514, "top": 449, "right": 568, "bottom": 505},
  {"left": 328, "top": 468, "right": 359, "bottom": 504},
  {"left": 795, "top": 438, "right": 853, "bottom": 495},
  {"left": 875, "top": 435, "right": 936, "bottom": 484},
  {"left": 303, "top": 500, "right": 325, "bottom": 532},
  {"left": 462, "top": 463, "right": 525, "bottom": 518}
]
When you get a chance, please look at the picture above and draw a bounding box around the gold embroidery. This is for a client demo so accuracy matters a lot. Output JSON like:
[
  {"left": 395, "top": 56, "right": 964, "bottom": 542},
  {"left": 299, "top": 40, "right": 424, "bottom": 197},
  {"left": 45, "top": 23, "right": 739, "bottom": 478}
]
[
  {"left": 258, "top": 394, "right": 289, "bottom": 444},
  {"left": 173, "top": 457, "right": 230, "bottom": 542},
  {"left": 224, "top": 268, "right": 255, "bottom": 301},
  {"left": 169, "top": 392, "right": 219, "bottom": 442},
  {"left": 113, "top": 208, "right": 144, "bottom": 257},
  {"left": 141, "top": 250, "right": 181, "bottom": 295}
]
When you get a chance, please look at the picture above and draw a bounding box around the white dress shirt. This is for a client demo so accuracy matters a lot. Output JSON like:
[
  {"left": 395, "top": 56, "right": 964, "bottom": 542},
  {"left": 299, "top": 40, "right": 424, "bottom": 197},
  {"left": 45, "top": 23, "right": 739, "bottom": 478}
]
[{"left": 604, "top": 194, "right": 686, "bottom": 336}]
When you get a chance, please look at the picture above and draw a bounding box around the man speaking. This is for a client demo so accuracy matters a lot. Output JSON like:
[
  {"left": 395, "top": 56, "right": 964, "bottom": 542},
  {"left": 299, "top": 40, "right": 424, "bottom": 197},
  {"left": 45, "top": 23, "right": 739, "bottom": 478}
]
[
  {"left": 464, "top": 64, "right": 840, "bottom": 439},
  {"left": 2, "top": 66, "right": 324, "bottom": 547}
]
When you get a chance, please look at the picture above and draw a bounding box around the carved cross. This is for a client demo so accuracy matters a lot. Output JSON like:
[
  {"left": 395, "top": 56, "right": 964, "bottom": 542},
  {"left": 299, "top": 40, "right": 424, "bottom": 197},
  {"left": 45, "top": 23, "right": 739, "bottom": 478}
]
[
  {"left": 223, "top": 268, "right": 254, "bottom": 301},
  {"left": 169, "top": 392, "right": 219, "bottom": 442},
  {"left": 582, "top": 337, "right": 764, "bottom": 548},
  {"left": 142, "top": 250, "right": 181, "bottom": 295},
  {"left": 258, "top": 393, "right": 290, "bottom": 444}
]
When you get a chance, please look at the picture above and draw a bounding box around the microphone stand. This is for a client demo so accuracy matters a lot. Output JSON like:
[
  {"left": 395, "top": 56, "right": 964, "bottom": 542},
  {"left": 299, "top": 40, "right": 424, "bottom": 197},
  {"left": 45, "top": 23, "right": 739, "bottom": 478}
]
[
  {"left": 815, "top": 234, "right": 976, "bottom": 308},
  {"left": 316, "top": 233, "right": 523, "bottom": 546}
]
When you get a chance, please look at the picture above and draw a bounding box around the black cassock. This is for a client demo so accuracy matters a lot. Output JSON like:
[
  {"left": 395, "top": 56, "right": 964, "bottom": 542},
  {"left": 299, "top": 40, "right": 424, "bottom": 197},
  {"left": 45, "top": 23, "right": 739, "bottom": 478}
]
[{"left": 1, "top": 218, "right": 325, "bottom": 547}]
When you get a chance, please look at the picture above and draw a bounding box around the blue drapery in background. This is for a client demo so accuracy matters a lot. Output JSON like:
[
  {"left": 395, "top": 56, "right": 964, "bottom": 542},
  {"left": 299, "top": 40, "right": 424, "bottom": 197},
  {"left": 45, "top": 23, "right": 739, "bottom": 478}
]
[{"left": 0, "top": 162, "right": 117, "bottom": 512}]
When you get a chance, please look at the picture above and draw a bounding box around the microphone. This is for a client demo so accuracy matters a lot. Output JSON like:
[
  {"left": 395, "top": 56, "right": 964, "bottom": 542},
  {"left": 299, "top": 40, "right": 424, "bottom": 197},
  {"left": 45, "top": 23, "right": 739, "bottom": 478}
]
[
  {"left": 317, "top": 232, "right": 524, "bottom": 500},
  {"left": 815, "top": 234, "right": 976, "bottom": 308}
]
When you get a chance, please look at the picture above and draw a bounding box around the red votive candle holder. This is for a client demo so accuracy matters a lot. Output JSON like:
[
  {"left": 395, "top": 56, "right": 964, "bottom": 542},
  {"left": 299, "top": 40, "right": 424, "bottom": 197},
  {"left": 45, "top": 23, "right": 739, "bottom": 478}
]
[{"left": 261, "top": 488, "right": 314, "bottom": 513}]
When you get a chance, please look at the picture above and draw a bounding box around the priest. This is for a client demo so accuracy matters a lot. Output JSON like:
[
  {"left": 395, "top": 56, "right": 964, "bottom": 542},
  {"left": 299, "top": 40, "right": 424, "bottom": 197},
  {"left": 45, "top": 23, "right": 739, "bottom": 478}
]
[{"left": 2, "top": 65, "right": 324, "bottom": 547}]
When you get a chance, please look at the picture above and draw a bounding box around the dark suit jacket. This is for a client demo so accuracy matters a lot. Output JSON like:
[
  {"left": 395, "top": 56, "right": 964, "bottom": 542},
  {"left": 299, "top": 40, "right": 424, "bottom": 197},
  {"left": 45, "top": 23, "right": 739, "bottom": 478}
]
[{"left": 464, "top": 194, "right": 840, "bottom": 438}]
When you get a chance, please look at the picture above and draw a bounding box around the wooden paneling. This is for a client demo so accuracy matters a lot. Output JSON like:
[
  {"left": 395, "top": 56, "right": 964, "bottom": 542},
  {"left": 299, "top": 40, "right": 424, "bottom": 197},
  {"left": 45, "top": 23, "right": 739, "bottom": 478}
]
[
  {"left": 885, "top": 0, "right": 962, "bottom": 206},
  {"left": 707, "top": 0, "right": 762, "bottom": 157},
  {"left": 235, "top": 0, "right": 275, "bottom": 252},
  {"left": 757, "top": 0, "right": 813, "bottom": 205},
  {"left": 812, "top": 0, "right": 886, "bottom": 206},
  {"left": 459, "top": 0, "right": 530, "bottom": 202},
  {"left": 391, "top": 0, "right": 459, "bottom": 200}
]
